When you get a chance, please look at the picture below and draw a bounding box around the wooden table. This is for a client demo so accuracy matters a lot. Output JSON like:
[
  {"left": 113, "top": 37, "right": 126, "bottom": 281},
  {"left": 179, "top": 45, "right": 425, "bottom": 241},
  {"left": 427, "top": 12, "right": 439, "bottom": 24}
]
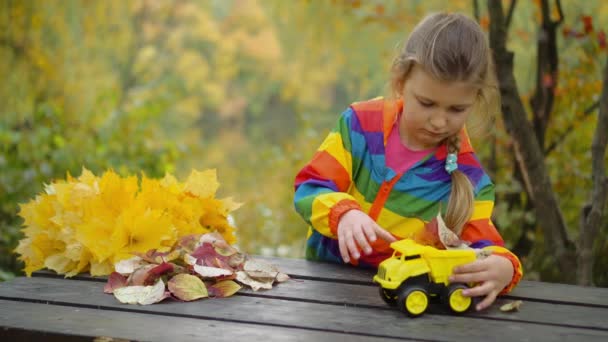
[{"left": 1, "top": 256, "right": 607, "bottom": 341}]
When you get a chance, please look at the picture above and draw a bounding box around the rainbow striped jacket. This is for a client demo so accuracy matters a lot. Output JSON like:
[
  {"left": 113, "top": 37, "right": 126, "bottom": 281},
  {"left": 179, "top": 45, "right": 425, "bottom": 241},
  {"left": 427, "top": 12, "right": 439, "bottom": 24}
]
[{"left": 294, "top": 97, "right": 522, "bottom": 294}]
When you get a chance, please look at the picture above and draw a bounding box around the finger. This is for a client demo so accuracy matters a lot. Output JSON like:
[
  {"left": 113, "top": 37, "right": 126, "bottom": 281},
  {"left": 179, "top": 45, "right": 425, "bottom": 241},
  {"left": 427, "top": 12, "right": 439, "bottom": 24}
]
[
  {"left": 353, "top": 227, "right": 372, "bottom": 255},
  {"left": 373, "top": 224, "right": 397, "bottom": 242},
  {"left": 361, "top": 224, "right": 377, "bottom": 243},
  {"left": 475, "top": 290, "right": 498, "bottom": 311},
  {"left": 461, "top": 282, "right": 493, "bottom": 298},
  {"left": 344, "top": 229, "right": 361, "bottom": 260},
  {"left": 338, "top": 226, "right": 349, "bottom": 263},
  {"left": 449, "top": 270, "right": 487, "bottom": 284},
  {"left": 453, "top": 260, "right": 487, "bottom": 274}
]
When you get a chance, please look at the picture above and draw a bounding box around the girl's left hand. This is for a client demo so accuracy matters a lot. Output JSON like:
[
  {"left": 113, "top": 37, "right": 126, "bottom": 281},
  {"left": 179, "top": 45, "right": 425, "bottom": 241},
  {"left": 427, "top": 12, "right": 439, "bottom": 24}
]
[{"left": 449, "top": 254, "right": 514, "bottom": 311}]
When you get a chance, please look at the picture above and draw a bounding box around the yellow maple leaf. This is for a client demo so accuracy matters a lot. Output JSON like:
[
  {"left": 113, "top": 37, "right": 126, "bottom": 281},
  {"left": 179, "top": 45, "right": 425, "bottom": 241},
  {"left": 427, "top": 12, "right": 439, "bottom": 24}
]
[
  {"left": 160, "top": 172, "right": 183, "bottom": 193},
  {"left": 110, "top": 202, "right": 177, "bottom": 263},
  {"left": 98, "top": 169, "right": 138, "bottom": 215},
  {"left": 19, "top": 194, "right": 58, "bottom": 237},
  {"left": 65, "top": 248, "right": 92, "bottom": 277},
  {"left": 170, "top": 196, "right": 211, "bottom": 236},
  {"left": 139, "top": 175, "right": 177, "bottom": 211},
  {"left": 14, "top": 234, "right": 54, "bottom": 276},
  {"left": 77, "top": 167, "right": 98, "bottom": 186},
  {"left": 220, "top": 196, "right": 243, "bottom": 214},
  {"left": 44, "top": 253, "right": 78, "bottom": 275},
  {"left": 184, "top": 169, "right": 219, "bottom": 198},
  {"left": 90, "top": 260, "right": 113, "bottom": 277},
  {"left": 15, "top": 167, "right": 240, "bottom": 277},
  {"left": 76, "top": 211, "right": 116, "bottom": 263}
]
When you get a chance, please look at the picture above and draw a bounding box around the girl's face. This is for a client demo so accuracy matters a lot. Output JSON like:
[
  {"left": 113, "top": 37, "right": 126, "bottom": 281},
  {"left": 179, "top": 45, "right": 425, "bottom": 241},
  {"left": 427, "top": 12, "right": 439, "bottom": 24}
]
[{"left": 400, "top": 65, "right": 479, "bottom": 151}]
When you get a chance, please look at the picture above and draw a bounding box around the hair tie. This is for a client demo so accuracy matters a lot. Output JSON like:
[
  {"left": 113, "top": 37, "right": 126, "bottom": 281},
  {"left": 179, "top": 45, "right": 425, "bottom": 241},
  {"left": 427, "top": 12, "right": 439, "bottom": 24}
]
[{"left": 445, "top": 153, "right": 458, "bottom": 174}]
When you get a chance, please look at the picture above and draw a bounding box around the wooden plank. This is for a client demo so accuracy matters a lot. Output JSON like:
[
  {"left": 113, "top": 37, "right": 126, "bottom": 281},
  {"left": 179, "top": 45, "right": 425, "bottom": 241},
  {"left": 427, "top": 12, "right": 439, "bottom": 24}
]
[
  {"left": 1, "top": 277, "right": 607, "bottom": 341},
  {"left": 257, "top": 257, "right": 608, "bottom": 307},
  {"left": 32, "top": 270, "right": 608, "bottom": 329},
  {"left": 237, "top": 279, "right": 608, "bottom": 330},
  {"left": 0, "top": 300, "right": 397, "bottom": 342},
  {"left": 34, "top": 254, "right": 608, "bottom": 308}
]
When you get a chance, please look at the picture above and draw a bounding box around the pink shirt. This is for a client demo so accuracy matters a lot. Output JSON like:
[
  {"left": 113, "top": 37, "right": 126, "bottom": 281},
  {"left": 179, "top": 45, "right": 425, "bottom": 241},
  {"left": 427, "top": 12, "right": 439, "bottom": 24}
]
[{"left": 385, "top": 118, "right": 436, "bottom": 174}]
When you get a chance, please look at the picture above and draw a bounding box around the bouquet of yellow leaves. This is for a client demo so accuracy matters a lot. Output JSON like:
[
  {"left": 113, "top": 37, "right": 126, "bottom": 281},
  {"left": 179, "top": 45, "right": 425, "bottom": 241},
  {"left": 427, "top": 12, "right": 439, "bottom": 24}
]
[{"left": 15, "top": 168, "right": 242, "bottom": 277}]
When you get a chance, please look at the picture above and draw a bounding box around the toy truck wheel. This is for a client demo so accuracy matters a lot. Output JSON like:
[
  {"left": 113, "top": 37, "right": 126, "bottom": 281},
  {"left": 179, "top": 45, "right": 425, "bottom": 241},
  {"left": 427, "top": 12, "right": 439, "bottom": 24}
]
[
  {"left": 446, "top": 283, "right": 472, "bottom": 314},
  {"left": 379, "top": 288, "right": 397, "bottom": 306},
  {"left": 397, "top": 286, "right": 429, "bottom": 317}
]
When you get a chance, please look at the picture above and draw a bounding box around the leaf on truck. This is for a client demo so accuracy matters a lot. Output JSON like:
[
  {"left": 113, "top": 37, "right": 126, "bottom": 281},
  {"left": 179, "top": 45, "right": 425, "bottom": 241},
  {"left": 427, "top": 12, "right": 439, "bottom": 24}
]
[
  {"left": 474, "top": 249, "right": 493, "bottom": 260},
  {"left": 436, "top": 213, "right": 469, "bottom": 249}
]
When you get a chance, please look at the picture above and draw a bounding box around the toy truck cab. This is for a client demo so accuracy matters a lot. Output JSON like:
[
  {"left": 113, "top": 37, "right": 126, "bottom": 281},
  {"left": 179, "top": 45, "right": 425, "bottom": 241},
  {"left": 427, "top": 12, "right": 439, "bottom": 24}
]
[{"left": 373, "top": 239, "right": 477, "bottom": 317}]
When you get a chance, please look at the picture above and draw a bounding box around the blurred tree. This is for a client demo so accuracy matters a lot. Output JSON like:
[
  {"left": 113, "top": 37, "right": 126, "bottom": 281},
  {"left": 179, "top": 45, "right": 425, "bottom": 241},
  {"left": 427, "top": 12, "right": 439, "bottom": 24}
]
[
  {"left": 487, "top": 0, "right": 607, "bottom": 285},
  {"left": 0, "top": 0, "right": 183, "bottom": 280}
]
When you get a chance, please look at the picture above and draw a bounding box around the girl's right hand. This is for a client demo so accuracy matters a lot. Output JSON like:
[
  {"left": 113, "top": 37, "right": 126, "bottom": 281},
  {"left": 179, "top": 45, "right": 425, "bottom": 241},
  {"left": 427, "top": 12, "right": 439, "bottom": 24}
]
[{"left": 337, "top": 210, "right": 397, "bottom": 263}]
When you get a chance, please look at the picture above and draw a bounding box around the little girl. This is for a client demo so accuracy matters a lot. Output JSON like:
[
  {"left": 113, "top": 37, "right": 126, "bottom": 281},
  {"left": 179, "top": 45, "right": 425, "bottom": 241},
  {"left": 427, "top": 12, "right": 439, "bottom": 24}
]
[{"left": 294, "top": 12, "right": 522, "bottom": 311}]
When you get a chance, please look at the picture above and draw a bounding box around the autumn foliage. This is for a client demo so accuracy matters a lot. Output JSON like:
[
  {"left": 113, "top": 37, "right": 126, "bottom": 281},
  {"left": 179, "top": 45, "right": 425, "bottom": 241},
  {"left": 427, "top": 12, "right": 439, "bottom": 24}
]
[
  {"left": 15, "top": 168, "right": 241, "bottom": 276},
  {"left": 104, "top": 233, "right": 289, "bottom": 305}
]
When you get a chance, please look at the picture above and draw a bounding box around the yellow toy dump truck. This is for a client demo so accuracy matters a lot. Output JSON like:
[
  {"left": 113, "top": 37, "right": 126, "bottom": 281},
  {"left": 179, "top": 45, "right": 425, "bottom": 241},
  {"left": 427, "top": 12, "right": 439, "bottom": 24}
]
[{"left": 373, "top": 239, "right": 477, "bottom": 317}]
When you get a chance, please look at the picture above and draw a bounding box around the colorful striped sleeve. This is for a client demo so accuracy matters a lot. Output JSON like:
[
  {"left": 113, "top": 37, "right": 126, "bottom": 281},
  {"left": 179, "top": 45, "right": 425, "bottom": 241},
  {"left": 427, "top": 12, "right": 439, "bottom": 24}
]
[
  {"left": 294, "top": 109, "right": 361, "bottom": 238},
  {"left": 461, "top": 177, "right": 524, "bottom": 295}
]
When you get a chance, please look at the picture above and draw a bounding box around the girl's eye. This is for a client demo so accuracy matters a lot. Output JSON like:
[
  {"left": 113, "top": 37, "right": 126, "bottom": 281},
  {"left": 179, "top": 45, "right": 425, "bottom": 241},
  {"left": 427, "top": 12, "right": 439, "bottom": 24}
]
[
  {"left": 418, "top": 99, "right": 433, "bottom": 107},
  {"left": 449, "top": 107, "right": 466, "bottom": 113}
]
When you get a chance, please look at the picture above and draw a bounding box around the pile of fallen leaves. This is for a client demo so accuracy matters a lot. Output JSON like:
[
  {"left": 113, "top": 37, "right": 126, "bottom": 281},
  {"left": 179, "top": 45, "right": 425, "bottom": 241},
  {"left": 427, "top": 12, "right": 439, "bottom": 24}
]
[
  {"left": 15, "top": 168, "right": 241, "bottom": 277},
  {"left": 105, "top": 233, "right": 289, "bottom": 305}
]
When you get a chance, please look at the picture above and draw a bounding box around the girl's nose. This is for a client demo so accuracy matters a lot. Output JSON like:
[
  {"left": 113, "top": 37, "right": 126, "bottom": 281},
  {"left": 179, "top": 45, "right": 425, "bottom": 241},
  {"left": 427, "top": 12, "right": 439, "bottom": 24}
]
[{"left": 429, "top": 112, "right": 448, "bottom": 130}]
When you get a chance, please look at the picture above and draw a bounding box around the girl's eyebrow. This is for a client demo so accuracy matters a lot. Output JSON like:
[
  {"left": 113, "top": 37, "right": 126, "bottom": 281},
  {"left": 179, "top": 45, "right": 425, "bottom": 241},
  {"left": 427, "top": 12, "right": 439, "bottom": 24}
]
[{"left": 414, "top": 93, "right": 473, "bottom": 108}]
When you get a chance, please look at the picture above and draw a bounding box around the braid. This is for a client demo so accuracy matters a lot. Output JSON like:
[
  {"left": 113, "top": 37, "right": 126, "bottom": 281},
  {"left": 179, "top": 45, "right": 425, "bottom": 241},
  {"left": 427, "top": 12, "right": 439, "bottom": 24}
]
[
  {"left": 444, "top": 134, "right": 474, "bottom": 235},
  {"left": 446, "top": 134, "right": 461, "bottom": 154}
]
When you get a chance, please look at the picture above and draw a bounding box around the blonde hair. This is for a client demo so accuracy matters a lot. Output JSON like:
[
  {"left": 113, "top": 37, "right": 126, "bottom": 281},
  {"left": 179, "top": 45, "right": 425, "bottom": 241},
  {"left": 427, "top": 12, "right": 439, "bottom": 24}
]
[{"left": 390, "top": 13, "right": 500, "bottom": 235}]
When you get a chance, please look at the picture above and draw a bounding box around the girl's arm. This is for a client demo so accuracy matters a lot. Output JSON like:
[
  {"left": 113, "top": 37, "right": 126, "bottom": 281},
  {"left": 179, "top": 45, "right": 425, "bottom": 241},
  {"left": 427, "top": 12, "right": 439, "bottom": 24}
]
[
  {"left": 449, "top": 180, "right": 524, "bottom": 310},
  {"left": 294, "top": 108, "right": 361, "bottom": 238},
  {"left": 457, "top": 182, "right": 524, "bottom": 295}
]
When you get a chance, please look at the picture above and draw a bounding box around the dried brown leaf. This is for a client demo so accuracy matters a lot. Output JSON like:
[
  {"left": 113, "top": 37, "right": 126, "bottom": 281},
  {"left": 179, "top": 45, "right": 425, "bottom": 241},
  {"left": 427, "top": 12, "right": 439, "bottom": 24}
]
[
  {"left": 208, "top": 280, "right": 241, "bottom": 298},
  {"left": 113, "top": 279, "right": 168, "bottom": 305},
  {"left": 275, "top": 272, "right": 290, "bottom": 283},
  {"left": 114, "top": 256, "right": 144, "bottom": 275},
  {"left": 500, "top": 300, "right": 523, "bottom": 312},
  {"left": 168, "top": 274, "right": 208, "bottom": 301},
  {"left": 104, "top": 272, "right": 127, "bottom": 294},
  {"left": 193, "top": 264, "right": 233, "bottom": 278},
  {"left": 126, "top": 264, "right": 157, "bottom": 286},
  {"left": 243, "top": 259, "right": 279, "bottom": 280},
  {"left": 236, "top": 271, "right": 273, "bottom": 291}
]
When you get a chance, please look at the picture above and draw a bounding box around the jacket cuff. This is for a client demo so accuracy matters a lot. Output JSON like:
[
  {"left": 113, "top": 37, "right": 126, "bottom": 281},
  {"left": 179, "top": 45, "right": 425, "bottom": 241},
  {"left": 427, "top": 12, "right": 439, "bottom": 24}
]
[
  {"left": 329, "top": 199, "right": 361, "bottom": 235},
  {"left": 493, "top": 251, "right": 523, "bottom": 295}
]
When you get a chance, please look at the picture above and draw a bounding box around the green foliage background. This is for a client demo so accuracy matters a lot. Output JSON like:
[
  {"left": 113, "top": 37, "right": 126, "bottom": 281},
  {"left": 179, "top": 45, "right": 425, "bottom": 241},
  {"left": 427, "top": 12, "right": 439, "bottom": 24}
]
[{"left": 1, "top": 0, "right": 607, "bottom": 285}]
